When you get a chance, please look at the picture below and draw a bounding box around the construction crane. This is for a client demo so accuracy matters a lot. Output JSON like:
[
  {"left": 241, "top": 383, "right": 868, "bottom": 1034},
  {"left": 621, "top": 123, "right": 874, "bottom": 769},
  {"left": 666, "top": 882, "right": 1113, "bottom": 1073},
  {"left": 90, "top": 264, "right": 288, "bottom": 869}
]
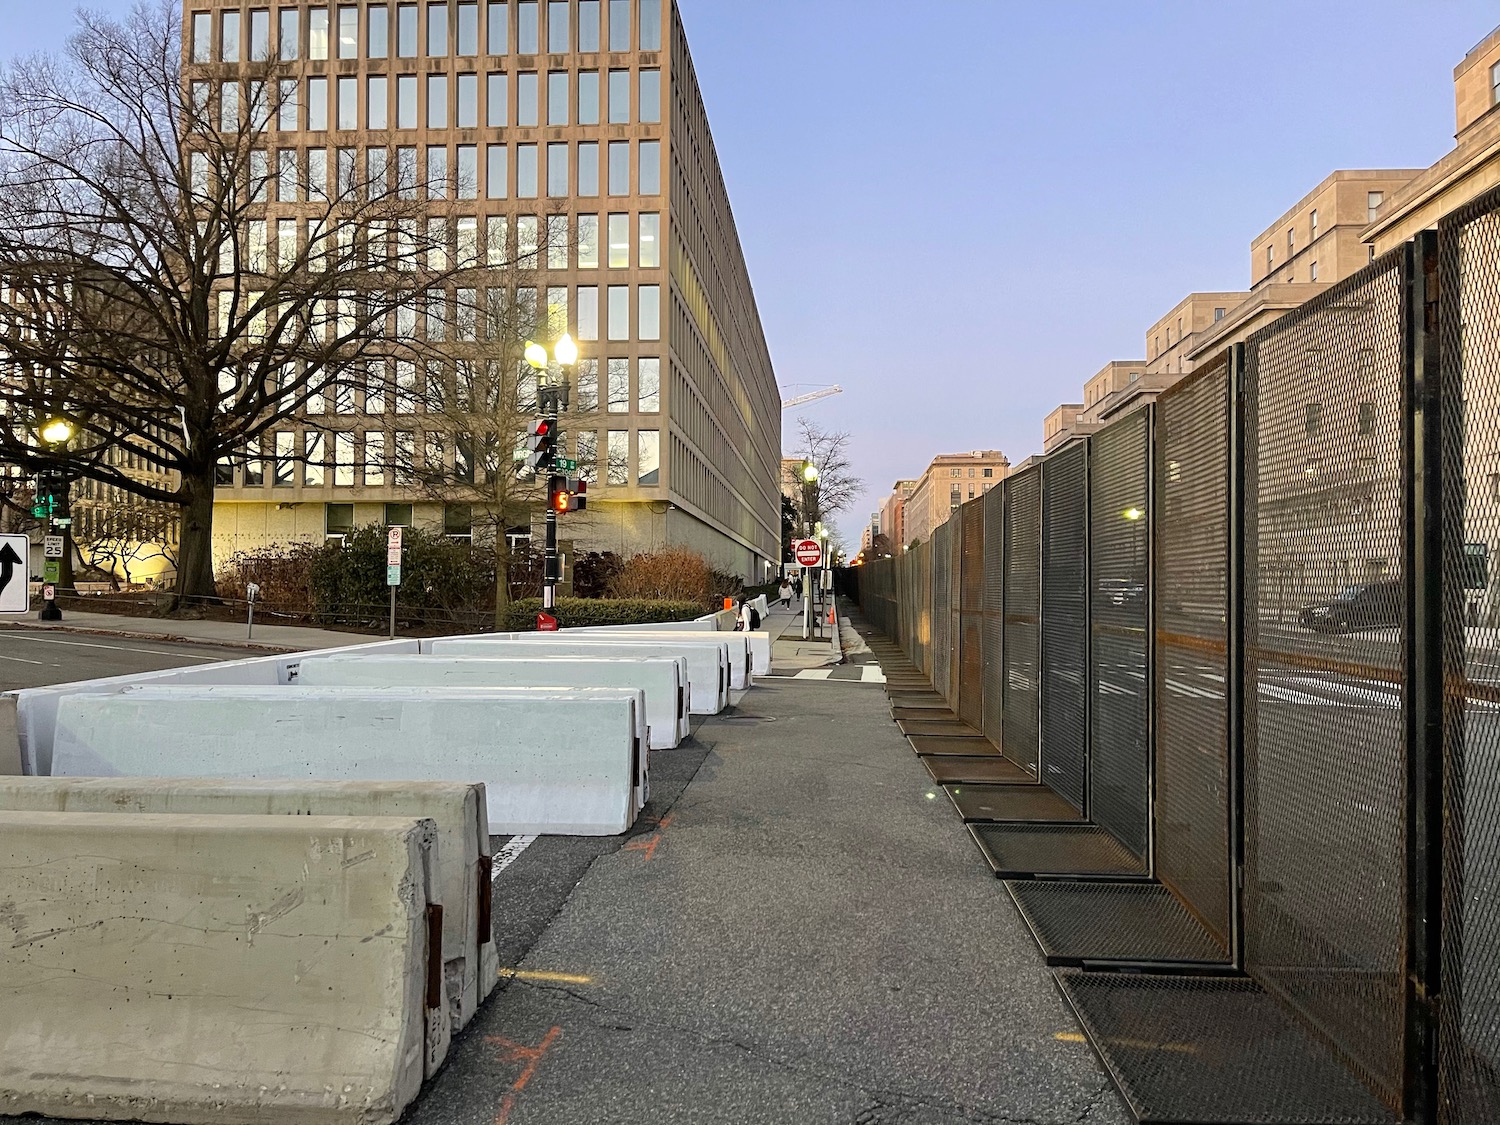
[{"left": 780, "top": 384, "right": 843, "bottom": 410}]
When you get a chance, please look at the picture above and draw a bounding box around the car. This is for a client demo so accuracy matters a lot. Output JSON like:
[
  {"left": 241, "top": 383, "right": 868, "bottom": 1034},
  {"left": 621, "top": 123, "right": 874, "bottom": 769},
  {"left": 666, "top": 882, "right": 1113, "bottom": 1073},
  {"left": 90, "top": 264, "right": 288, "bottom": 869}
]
[{"left": 1298, "top": 581, "right": 1400, "bottom": 633}]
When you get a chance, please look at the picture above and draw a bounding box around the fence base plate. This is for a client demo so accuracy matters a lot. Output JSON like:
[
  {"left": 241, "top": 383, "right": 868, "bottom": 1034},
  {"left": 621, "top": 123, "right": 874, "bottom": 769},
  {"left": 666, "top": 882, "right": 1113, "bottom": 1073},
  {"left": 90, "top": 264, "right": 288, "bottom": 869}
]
[
  {"left": 892, "top": 706, "right": 954, "bottom": 721},
  {"left": 946, "top": 783, "right": 1077, "bottom": 822},
  {"left": 1054, "top": 972, "right": 1398, "bottom": 1124},
  {"left": 1006, "top": 881, "right": 1227, "bottom": 967},
  {"left": 908, "top": 735, "right": 998, "bottom": 757},
  {"left": 924, "top": 756, "right": 1035, "bottom": 784},
  {"left": 898, "top": 718, "right": 981, "bottom": 737},
  {"left": 969, "top": 823, "right": 1144, "bottom": 879}
]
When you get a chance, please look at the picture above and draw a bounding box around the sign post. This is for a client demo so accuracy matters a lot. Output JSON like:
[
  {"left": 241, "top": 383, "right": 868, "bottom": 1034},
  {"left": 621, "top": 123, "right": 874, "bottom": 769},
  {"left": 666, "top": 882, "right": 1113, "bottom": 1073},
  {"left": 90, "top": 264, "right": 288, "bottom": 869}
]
[
  {"left": 387, "top": 527, "right": 403, "bottom": 639},
  {"left": 0, "top": 534, "right": 28, "bottom": 616},
  {"left": 792, "top": 540, "right": 822, "bottom": 639}
]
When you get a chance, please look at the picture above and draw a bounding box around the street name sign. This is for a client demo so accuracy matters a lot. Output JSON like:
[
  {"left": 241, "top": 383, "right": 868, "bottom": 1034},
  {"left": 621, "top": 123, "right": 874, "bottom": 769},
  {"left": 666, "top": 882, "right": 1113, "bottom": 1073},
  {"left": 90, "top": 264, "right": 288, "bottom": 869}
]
[
  {"left": 793, "top": 539, "right": 823, "bottom": 568},
  {"left": 0, "top": 534, "right": 27, "bottom": 614}
]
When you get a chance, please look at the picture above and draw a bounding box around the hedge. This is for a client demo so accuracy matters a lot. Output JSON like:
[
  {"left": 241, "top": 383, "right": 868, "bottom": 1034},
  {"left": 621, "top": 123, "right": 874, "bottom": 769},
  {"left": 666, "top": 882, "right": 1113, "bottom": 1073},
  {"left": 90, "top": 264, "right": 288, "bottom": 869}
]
[{"left": 500, "top": 597, "right": 706, "bottom": 631}]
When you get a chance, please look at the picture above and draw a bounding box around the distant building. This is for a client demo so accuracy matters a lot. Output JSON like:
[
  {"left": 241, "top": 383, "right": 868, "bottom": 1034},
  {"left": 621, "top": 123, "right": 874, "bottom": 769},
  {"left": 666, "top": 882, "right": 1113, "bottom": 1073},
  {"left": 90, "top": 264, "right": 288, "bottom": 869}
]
[
  {"left": 880, "top": 478, "right": 916, "bottom": 550},
  {"left": 905, "top": 451, "right": 1009, "bottom": 546}
]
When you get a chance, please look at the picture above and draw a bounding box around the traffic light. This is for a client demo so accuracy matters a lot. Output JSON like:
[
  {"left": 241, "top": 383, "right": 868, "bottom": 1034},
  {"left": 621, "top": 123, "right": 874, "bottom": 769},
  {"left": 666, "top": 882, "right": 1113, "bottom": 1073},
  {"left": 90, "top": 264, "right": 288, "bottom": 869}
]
[
  {"left": 549, "top": 473, "right": 570, "bottom": 514},
  {"left": 571, "top": 478, "right": 587, "bottom": 512},
  {"left": 522, "top": 419, "right": 558, "bottom": 475},
  {"left": 31, "top": 469, "right": 64, "bottom": 519}
]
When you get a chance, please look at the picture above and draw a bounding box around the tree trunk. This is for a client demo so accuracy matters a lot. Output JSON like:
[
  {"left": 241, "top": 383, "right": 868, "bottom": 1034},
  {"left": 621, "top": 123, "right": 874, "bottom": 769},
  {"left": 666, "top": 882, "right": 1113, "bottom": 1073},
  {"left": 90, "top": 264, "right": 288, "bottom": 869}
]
[
  {"left": 171, "top": 471, "right": 219, "bottom": 609},
  {"left": 492, "top": 533, "right": 512, "bottom": 632}
]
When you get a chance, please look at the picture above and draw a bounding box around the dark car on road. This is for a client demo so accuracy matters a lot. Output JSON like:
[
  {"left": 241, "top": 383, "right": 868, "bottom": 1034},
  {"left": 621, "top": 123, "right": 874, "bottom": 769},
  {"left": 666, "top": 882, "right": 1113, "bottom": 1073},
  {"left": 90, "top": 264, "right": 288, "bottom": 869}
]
[{"left": 1298, "top": 581, "right": 1401, "bottom": 633}]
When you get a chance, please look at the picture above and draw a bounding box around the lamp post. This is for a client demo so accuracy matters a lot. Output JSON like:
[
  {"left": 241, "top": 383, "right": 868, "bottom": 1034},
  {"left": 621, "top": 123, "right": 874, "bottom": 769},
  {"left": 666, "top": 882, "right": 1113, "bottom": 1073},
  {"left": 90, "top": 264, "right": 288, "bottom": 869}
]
[
  {"left": 524, "top": 334, "right": 579, "bottom": 615},
  {"left": 36, "top": 416, "right": 75, "bottom": 621}
]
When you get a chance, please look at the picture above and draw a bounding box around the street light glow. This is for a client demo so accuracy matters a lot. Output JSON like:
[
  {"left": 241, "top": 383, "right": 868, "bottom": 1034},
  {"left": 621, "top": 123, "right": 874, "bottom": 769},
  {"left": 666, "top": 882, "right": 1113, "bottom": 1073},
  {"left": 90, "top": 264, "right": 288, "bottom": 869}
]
[
  {"left": 523, "top": 341, "right": 549, "bottom": 370},
  {"left": 40, "top": 418, "right": 74, "bottom": 445},
  {"left": 802, "top": 462, "right": 819, "bottom": 482},
  {"left": 1122, "top": 507, "right": 1145, "bottom": 521},
  {"left": 554, "top": 333, "right": 579, "bottom": 366}
]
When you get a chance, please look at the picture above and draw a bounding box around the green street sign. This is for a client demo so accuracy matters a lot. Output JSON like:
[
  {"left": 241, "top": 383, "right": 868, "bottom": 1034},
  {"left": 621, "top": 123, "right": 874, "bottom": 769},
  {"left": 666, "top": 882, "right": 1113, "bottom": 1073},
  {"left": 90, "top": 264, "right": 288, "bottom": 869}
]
[
  {"left": 31, "top": 504, "right": 48, "bottom": 519},
  {"left": 43, "top": 560, "right": 60, "bottom": 583},
  {"left": 556, "top": 458, "right": 578, "bottom": 472},
  {"left": 387, "top": 564, "right": 401, "bottom": 587}
]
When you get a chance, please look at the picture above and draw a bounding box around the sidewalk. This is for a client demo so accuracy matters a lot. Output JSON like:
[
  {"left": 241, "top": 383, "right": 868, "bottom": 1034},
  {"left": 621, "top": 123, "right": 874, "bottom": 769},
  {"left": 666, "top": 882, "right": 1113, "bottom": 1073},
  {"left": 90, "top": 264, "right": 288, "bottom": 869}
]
[
  {"left": 410, "top": 676, "right": 1125, "bottom": 1125},
  {"left": 764, "top": 600, "right": 842, "bottom": 673},
  {"left": 1, "top": 609, "right": 378, "bottom": 653}
]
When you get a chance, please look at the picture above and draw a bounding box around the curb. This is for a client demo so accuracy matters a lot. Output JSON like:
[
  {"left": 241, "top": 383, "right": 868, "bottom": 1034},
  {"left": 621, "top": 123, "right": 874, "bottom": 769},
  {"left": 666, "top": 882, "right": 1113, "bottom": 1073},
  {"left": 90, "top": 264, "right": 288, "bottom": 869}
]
[{"left": 0, "top": 621, "right": 302, "bottom": 654}]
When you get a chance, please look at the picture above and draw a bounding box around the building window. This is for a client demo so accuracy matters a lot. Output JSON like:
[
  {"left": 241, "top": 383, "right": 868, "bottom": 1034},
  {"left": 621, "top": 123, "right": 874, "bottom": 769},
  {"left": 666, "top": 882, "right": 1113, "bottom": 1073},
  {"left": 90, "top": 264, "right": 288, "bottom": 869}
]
[
  {"left": 607, "top": 358, "right": 628, "bottom": 412},
  {"left": 1310, "top": 260, "right": 1319, "bottom": 282},
  {"left": 548, "top": 70, "right": 569, "bottom": 125},
  {"left": 1287, "top": 228, "right": 1294, "bottom": 255},
  {"left": 517, "top": 0, "right": 538, "bottom": 52},
  {"left": 578, "top": 0, "right": 600, "bottom": 50},
  {"left": 607, "top": 213, "right": 629, "bottom": 267},
  {"left": 337, "top": 76, "right": 357, "bottom": 130},
  {"left": 982, "top": 467, "right": 992, "bottom": 478},
  {"left": 486, "top": 73, "right": 507, "bottom": 126},
  {"left": 578, "top": 70, "right": 601, "bottom": 124},
  {"left": 427, "top": 74, "right": 448, "bottom": 127},
  {"left": 305, "top": 431, "right": 326, "bottom": 486},
  {"left": 1492, "top": 61, "right": 1500, "bottom": 105},
  {"left": 639, "top": 0, "right": 661, "bottom": 49},
  {"left": 368, "top": 4, "right": 388, "bottom": 55},
  {"left": 517, "top": 143, "right": 538, "bottom": 197},
  {"left": 968, "top": 467, "right": 975, "bottom": 477},
  {"left": 1304, "top": 402, "right": 1322, "bottom": 437},
  {"left": 1368, "top": 191, "right": 1384, "bottom": 223},
  {"left": 639, "top": 213, "right": 659, "bottom": 267},
  {"left": 638, "top": 357, "right": 659, "bottom": 411},
  {"left": 577, "top": 285, "right": 599, "bottom": 340},
  {"left": 426, "top": 146, "right": 447, "bottom": 198},
  {"left": 638, "top": 430, "right": 660, "bottom": 486},
  {"left": 325, "top": 503, "right": 354, "bottom": 539},
  {"left": 278, "top": 6, "right": 299, "bottom": 58},
  {"left": 1267, "top": 245, "right": 1273, "bottom": 271},
  {"left": 639, "top": 140, "right": 660, "bottom": 195},
  {"left": 950, "top": 468, "right": 960, "bottom": 477},
  {"left": 426, "top": 2, "right": 448, "bottom": 55},
  {"left": 336, "top": 5, "right": 358, "bottom": 57},
  {"left": 949, "top": 487, "right": 960, "bottom": 510},
  {"left": 221, "top": 10, "right": 242, "bottom": 60},
  {"left": 608, "top": 69, "right": 629, "bottom": 124},
  {"left": 307, "top": 77, "right": 328, "bottom": 130},
  {"left": 384, "top": 502, "right": 413, "bottom": 527},
  {"left": 192, "top": 11, "right": 211, "bottom": 62},
  {"left": 457, "top": 2, "right": 479, "bottom": 53},
  {"left": 518, "top": 72, "right": 538, "bottom": 125},
  {"left": 1310, "top": 208, "right": 1318, "bottom": 239},
  {"left": 488, "top": 1, "right": 508, "bottom": 53},
  {"left": 335, "top": 433, "right": 356, "bottom": 486},
  {"left": 457, "top": 73, "right": 478, "bottom": 127},
  {"left": 638, "top": 285, "right": 659, "bottom": 340},
  {"left": 547, "top": 142, "right": 568, "bottom": 196},
  {"left": 486, "top": 144, "right": 507, "bottom": 197},
  {"left": 547, "top": 0, "right": 569, "bottom": 50},
  {"left": 576, "top": 361, "right": 598, "bottom": 410},
  {"left": 608, "top": 0, "right": 629, "bottom": 50},
  {"left": 578, "top": 214, "right": 599, "bottom": 267},
  {"left": 578, "top": 141, "right": 599, "bottom": 195},
  {"left": 607, "top": 430, "right": 628, "bottom": 485},
  {"left": 607, "top": 285, "right": 628, "bottom": 340},
  {"left": 639, "top": 69, "right": 661, "bottom": 123},
  {"left": 396, "top": 74, "right": 417, "bottom": 128},
  {"left": 307, "top": 7, "right": 328, "bottom": 57},
  {"left": 250, "top": 9, "right": 271, "bottom": 59},
  {"left": 244, "top": 439, "right": 264, "bottom": 486},
  {"left": 608, "top": 140, "right": 629, "bottom": 195},
  {"left": 368, "top": 76, "right": 388, "bottom": 129},
  {"left": 1214, "top": 307, "right": 1225, "bottom": 321},
  {"left": 397, "top": 4, "right": 418, "bottom": 55}
]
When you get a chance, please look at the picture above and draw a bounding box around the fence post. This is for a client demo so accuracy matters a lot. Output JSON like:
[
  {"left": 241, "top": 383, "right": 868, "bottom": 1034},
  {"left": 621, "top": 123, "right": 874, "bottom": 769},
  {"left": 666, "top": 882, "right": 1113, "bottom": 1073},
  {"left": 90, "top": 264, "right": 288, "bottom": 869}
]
[
  {"left": 1227, "top": 343, "right": 1248, "bottom": 972},
  {"left": 1405, "top": 229, "right": 1444, "bottom": 1125}
]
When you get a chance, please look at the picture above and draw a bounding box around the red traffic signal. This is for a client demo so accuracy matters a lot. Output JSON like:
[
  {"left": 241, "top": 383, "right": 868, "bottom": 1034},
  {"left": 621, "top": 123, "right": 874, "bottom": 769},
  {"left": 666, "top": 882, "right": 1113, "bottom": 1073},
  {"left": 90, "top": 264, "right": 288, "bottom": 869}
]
[{"left": 530, "top": 420, "right": 552, "bottom": 438}]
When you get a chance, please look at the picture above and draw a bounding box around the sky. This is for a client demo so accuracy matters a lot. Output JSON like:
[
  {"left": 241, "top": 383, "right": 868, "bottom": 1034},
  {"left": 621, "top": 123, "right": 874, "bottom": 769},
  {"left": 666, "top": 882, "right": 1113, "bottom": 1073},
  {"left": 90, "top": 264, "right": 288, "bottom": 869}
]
[{"left": 4, "top": 0, "right": 1497, "bottom": 545}]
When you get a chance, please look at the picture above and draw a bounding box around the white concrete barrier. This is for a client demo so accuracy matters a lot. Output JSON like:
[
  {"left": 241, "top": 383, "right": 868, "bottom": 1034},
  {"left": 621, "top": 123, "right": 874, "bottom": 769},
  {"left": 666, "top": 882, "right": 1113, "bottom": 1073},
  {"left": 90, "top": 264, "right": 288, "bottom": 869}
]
[
  {"left": 0, "top": 810, "right": 444, "bottom": 1124},
  {"left": 0, "top": 776, "right": 494, "bottom": 1034},
  {"left": 574, "top": 623, "right": 771, "bottom": 678},
  {"left": 5, "top": 638, "right": 419, "bottom": 776},
  {"left": 429, "top": 636, "right": 728, "bottom": 714},
  {"left": 300, "top": 653, "right": 689, "bottom": 750},
  {"left": 470, "top": 630, "right": 749, "bottom": 692},
  {"left": 51, "top": 686, "right": 643, "bottom": 835}
]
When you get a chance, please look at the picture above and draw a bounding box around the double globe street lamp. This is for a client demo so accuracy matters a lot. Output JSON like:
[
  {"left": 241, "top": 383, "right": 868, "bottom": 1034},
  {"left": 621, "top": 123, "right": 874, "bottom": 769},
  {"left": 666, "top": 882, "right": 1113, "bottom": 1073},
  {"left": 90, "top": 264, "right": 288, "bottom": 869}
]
[{"left": 36, "top": 416, "right": 76, "bottom": 621}]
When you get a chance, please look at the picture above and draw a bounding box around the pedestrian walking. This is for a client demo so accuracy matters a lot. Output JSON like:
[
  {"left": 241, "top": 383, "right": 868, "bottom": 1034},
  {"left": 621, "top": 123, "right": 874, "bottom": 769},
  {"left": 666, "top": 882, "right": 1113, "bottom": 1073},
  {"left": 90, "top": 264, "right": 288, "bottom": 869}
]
[
  {"left": 777, "top": 578, "right": 793, "bottom": 608},
  {"left": 792, "top": 574, "right": 803, "bottom": 601}
]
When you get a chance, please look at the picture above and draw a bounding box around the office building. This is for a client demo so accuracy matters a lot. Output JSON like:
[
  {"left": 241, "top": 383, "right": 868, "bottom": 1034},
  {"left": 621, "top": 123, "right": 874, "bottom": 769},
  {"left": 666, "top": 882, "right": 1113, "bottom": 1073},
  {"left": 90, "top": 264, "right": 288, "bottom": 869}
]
[{"left": 904, "top": 451, "right": 1009, "bottom": 547}]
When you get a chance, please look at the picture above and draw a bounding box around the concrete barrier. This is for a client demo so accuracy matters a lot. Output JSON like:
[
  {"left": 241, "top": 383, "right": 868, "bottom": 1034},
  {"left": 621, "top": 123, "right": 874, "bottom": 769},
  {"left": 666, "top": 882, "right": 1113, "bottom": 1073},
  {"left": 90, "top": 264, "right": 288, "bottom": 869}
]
[
  {"left": 0, "top": 696, "right": 20, "bottom": 776},
  {"left": 51, "top": 686, "right": 644, "bottom": 835},
  {"left": 574, "top": 624, "right": 770, "bottom": 678},
  {"left": 469, "top": 630, "right": 749, "bottom": 692},
  {"left": 300, "top": 653, "right": 689, "bottom": 750},
  {"left": 0, "top": 810, "right": 444, "bottom": 1124},
  {"left": 0, "top": 776, "right": 494, "bottom": 1034},
  {"left": 6, "top": 638, "right": 419, "bottom": 776},
  {"left": 429, "top": 637, "right": 728, "bottom": 714}
]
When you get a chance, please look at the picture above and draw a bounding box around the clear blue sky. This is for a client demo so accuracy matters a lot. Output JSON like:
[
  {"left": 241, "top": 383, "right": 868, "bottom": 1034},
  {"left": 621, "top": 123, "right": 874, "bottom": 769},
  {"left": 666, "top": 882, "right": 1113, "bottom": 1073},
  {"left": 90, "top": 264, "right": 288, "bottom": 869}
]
[{"left": 5, "top": 0, "right": 1497, "bottom": 542}]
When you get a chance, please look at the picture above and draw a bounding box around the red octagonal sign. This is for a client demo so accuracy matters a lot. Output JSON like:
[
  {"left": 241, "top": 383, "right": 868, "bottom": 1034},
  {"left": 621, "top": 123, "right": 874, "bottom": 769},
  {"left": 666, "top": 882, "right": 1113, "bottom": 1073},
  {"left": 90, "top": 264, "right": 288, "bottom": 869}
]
[{"left": 793, "top": 539, "right": 823, "bottom": 567}]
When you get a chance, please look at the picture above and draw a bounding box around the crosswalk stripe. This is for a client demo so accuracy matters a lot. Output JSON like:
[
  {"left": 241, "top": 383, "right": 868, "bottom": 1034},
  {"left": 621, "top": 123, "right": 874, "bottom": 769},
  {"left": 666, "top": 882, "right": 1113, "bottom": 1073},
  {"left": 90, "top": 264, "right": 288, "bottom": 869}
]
[
  {"left": 795, "top": 668, "right": 834, "bottom": 680},
  {"left": 861, "top": 665, "right": 886, "bottom": 683}
]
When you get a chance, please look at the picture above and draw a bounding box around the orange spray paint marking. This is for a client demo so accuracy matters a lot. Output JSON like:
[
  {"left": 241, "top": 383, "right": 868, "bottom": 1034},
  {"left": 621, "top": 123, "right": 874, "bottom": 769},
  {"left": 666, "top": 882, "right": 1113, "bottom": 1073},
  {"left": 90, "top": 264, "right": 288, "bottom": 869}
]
[
  {"left": 486, "top": 1025, "right": 562, "bottom": 1125},
  {"left": 622, "top": 813, "right": 673, "bottom": 861}
]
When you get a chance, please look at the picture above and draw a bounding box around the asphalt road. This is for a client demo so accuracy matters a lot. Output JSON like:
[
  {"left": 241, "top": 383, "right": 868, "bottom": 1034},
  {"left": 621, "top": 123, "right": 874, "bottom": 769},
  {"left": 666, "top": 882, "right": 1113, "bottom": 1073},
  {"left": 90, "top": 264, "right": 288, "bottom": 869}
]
[{"left": 0, "top": 627, "right": 260, "bottom": 691}]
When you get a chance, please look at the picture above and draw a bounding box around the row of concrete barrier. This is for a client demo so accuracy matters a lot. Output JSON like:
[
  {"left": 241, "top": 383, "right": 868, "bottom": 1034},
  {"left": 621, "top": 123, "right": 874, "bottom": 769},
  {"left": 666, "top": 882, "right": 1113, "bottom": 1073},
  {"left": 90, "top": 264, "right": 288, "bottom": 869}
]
[{"left": 0, "top": 615, "right": 768, "bottom": 1123}]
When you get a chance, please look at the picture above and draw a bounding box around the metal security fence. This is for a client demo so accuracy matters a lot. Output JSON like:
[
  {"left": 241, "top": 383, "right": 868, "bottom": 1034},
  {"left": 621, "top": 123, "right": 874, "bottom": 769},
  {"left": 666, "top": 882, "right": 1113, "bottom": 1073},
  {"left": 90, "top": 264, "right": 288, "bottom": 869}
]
[
  {"left": 1089, "top": 407, "right": 1152, "bottom": 862},
  {"left": 853, "top": 197, "right": 1500, "bottom": 1124},
  {"left": 1153, "top": 358, "right": 1236, "bottom": 955},
  {"left": 1439, "top": 186, "right": 1500, "bottom": 1125},
  {"left": 1041, "top": 442, "right": 1090, "bottom": 811}
]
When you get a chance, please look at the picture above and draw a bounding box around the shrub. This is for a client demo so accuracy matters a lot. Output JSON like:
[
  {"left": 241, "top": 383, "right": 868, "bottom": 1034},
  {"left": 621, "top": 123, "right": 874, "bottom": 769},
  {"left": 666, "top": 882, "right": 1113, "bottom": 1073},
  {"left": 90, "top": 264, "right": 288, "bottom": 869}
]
[
  {"left": 216, "top": 542, "right": 319, "bottom": 614},
  {"left": 572, "top": 551, "right": 624, "bottom": 598},
  {"left": 607, "top": 546, "right": 718, "bottom": 603},
  {"left": 501, "top": 597, "right": 705, "bottom": 631},
  {"left": 310, "top": 524, "right": 496, "bottom": 629}
]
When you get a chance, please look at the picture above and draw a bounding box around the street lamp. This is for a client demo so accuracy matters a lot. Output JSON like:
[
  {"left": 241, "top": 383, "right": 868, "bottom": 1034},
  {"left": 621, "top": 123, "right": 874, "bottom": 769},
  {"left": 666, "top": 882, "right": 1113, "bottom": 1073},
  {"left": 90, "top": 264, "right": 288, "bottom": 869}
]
[
  {"left": 524, "top": 334, "right": 580, "bottom": 615},
  {"left": 36, "top": 416, "right": 76, "bottom": 621}
]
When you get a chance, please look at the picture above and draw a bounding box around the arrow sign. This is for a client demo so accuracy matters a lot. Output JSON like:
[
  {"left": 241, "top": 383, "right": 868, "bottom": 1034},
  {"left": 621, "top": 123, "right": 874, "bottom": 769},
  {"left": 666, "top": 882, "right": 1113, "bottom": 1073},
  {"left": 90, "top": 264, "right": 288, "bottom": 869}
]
[{"left": 0, "top": 535, "right": 28, "bottom": 614}]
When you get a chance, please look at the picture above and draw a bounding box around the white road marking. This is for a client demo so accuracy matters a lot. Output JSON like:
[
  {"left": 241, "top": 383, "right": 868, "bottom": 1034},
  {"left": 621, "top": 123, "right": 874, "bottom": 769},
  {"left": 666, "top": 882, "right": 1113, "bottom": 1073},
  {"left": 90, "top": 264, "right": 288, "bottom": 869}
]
[
  {"left": 491, "top": 834, "right": 537, "bottom": 879},
  {"left": 2, "top": 633, "right": 225, "bottom": 660},
  {"left": 861, "top": 665, "right": 886, "bottom": 683},
  {"left": 795, "top": 669, "right": 833, "bottom": 680},
  {"left": 0, "top": 652, "right": 52, "bottom": 666}
]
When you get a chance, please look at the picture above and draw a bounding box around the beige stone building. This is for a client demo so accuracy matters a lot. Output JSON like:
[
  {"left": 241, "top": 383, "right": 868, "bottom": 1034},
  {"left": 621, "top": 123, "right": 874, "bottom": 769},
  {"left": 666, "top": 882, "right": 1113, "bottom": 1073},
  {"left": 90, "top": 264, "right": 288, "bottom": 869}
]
[
  {"left": 904, "top": 451, "right": 1009, "bottom": 547},
  {"left": 879, "top": 478, "right": 915, "bottom": 550},
  {"left": 195, "top": 0, "right": 781, "bottom": 581}
]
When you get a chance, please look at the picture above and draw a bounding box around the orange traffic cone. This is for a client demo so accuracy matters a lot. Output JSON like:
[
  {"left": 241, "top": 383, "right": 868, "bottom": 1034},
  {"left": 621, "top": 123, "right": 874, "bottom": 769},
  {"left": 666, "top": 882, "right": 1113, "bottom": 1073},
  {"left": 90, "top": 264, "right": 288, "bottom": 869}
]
[{"left": 827, "top": 607, "right": 835, "bottom": 625}]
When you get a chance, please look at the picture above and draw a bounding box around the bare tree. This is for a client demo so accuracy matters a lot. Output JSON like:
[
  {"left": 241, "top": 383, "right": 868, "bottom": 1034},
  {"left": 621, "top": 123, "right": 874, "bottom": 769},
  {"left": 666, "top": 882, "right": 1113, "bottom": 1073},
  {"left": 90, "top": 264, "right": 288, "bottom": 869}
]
[
  {"left": 0, "top": 1, "right": 458, "bottom": 606},
  {"left": 789, "top": 416, "right": 860, "bottom": 535}
]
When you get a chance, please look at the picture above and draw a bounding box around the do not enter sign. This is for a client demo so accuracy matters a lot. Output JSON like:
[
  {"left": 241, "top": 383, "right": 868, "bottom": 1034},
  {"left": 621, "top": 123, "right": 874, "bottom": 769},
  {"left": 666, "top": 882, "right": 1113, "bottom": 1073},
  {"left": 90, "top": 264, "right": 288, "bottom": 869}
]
[{"left": 793, "top": 539, "right": 823, "bottom": 567}]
